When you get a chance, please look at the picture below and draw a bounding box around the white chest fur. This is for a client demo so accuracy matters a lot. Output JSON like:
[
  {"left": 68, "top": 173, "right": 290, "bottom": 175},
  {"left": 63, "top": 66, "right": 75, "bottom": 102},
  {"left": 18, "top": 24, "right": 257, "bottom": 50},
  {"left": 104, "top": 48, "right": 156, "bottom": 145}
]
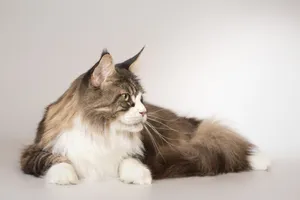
[{"left": 51, "top": 116, "right": 144, "bottom": 180}]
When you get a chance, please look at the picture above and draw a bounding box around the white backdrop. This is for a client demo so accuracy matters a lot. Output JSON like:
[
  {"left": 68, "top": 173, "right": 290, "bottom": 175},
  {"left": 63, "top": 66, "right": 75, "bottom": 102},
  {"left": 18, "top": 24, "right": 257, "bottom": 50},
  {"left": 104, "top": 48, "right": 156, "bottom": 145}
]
[{"left": 0, "top": 0, "right": 299, "bottom": 158}]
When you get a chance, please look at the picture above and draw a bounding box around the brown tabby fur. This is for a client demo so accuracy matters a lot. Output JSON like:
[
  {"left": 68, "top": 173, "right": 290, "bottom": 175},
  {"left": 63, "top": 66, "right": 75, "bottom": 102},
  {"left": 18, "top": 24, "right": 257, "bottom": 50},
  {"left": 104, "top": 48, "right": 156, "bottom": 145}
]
[
  {"left": 141, "top": 104, "right": 253, "bottom": 179},
  {"left": 21, "top": 77, "right": 81, "bottom": 176},
  {"left": 20, "top": 48, "right": 254, "bottom": 180}
]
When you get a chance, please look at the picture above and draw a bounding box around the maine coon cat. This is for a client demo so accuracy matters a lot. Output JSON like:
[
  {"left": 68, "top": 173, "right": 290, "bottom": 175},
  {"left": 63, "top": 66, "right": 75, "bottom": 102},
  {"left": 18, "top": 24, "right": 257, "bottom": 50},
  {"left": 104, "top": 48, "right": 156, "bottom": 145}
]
[{"left": 20, "top": 47, "right": 270, "bottom": 185}]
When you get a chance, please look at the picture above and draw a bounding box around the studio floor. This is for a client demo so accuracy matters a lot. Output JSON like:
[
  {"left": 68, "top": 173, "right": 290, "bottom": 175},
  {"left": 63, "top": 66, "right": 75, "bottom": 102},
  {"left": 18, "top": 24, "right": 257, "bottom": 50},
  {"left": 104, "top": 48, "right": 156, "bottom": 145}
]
[{"left": 1, "top": 137, "right": 299, "bottom": 200}]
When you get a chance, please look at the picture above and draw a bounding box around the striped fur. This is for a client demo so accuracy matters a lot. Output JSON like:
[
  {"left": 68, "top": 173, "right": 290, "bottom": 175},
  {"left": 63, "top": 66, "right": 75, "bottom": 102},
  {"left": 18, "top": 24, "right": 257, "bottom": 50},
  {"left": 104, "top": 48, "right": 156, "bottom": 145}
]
[{"left": 20, "top": 145, "right": 70, "bottom": 177}]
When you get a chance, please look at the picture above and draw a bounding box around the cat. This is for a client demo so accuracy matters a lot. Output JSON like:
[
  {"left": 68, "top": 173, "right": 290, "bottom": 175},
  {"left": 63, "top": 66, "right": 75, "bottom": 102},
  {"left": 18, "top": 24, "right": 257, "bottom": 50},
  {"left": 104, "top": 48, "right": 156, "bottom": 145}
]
[{"left": 20, "top": 47, "right": 270, "bottom": 185}]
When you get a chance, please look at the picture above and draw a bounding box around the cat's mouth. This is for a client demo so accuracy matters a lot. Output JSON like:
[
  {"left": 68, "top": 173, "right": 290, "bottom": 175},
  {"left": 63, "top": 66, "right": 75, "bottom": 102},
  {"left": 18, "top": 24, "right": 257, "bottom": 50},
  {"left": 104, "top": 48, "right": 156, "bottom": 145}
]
[
  {"left": 119, "top": 118, "right": 145, "bottom": 126},
  {"left": 121, "top": 121, "right": 143, "bottom": 127}
]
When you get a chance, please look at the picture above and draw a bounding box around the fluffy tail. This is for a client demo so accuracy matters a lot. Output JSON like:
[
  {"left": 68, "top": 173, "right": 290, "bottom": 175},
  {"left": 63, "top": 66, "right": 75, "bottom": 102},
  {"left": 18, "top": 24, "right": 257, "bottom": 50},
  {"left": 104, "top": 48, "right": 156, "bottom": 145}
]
[
  {"left": 148, "top": 120, "right": 270, "bottom": 179},
  {"left": 20, "top": 144, "right": 70, "bottom": 177}
]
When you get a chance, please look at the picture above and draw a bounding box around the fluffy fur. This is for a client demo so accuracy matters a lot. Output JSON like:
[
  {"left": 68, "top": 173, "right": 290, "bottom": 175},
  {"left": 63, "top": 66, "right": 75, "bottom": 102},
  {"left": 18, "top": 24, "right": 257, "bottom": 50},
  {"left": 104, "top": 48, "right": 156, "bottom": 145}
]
[
  {"left": 20, "top": 48, "right": 270, "bottom": 185},
  {"left": 51, "top": 115, "right": 144, "bottom": 181}
]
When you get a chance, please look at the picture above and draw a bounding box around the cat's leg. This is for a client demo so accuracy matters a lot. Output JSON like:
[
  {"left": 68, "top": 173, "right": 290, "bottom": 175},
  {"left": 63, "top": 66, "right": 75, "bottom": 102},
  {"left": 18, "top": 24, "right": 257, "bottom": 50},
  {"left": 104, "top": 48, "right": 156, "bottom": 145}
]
[
  {"left": 118, "top": 157, "right": 152, "bottom": 185},
  {"left": 20, "top": 144, "right": 78, "bottom": 185}
]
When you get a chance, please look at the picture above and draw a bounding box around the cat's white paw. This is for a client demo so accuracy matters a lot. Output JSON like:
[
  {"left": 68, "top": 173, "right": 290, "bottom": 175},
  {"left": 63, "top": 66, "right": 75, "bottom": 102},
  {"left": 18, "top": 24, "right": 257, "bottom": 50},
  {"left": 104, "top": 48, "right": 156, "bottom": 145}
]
[
  {"left": 45, "top": 163, "right": 79, "bottom": 185},
  {"left": 119, "top": 158, "right": 152, "bottom": 185},
  {"left": 248, "top": 150, "right": 271, "bottom": 171}
]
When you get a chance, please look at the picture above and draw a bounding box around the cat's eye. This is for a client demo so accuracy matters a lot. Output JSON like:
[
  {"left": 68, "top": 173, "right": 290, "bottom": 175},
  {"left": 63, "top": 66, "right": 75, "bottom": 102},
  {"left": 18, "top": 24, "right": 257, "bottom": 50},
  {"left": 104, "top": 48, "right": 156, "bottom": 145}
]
[{"left": 121, "top": 93, "right": 130, "bottom": 101}]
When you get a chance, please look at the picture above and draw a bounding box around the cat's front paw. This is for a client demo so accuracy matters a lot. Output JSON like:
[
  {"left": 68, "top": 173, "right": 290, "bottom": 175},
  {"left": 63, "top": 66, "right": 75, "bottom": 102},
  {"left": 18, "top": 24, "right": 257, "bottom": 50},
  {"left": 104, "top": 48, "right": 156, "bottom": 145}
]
[
  {"left": 45, "top": 163, "right": 79, "bottom": 185},
  {"left": 119, "top": 158, "right": 152, "bottom": 185}
]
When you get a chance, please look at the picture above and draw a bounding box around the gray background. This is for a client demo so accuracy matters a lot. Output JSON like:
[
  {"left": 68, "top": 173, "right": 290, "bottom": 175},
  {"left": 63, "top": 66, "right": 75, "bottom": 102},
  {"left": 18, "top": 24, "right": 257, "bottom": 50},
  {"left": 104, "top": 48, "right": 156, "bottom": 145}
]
[
  {"left": 0, "top": 0, "right": 299, "bottom": 199},
  {"left": 1, "top": 0, "right": 299, "bottom": 158}
]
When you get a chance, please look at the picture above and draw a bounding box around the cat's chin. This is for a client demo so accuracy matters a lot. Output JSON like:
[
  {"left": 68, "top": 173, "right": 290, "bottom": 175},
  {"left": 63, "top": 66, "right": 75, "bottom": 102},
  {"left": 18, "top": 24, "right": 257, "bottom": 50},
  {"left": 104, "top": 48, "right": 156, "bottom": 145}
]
[
  {"left": 122, "top": 123, "right": 144, "bottom": 133},
  {"left": 113, "top": 121, "right": 144, "bottom": 133}
]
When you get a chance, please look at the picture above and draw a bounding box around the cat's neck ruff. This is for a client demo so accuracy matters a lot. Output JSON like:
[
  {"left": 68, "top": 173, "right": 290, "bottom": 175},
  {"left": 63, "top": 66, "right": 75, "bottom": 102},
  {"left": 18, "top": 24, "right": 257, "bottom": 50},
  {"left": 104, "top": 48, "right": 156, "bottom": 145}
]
[{"left": 51, "top": 114, "right": 144, "bottom": 180}]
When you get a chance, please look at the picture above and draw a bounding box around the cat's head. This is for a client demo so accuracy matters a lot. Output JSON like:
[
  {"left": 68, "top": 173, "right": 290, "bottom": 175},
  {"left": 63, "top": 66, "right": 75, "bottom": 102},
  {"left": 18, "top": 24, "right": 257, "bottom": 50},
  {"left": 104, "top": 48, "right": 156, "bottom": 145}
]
[{"left": 79, "top": 47, "right": 147, "bottom": 133}]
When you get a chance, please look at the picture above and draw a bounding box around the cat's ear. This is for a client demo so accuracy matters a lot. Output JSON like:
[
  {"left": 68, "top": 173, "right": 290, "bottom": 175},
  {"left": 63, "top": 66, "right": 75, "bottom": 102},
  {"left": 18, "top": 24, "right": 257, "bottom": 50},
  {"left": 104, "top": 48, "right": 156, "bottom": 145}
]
[
  {"left": 116, "top": 46, "right": 145, "bottom": 73},
  {"left": 91, "top": 49, "right": 115, "bottom": 87}
]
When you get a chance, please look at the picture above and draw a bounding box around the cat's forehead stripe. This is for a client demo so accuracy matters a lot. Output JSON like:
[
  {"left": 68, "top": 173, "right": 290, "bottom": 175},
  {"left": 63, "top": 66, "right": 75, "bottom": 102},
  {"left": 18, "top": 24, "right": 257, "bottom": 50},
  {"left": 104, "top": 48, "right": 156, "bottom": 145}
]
[
  {"left": 129, "top": 79, "right": 138, "bottom": 94},
  {"left": 126, "top": 85, "right": 133, "bottom": 95},
  {"left": 131, "top": 92, "right": 142, "bottom": 103},
  {"left": 129, "top": 85, "right": 135, "bottom": 95}
]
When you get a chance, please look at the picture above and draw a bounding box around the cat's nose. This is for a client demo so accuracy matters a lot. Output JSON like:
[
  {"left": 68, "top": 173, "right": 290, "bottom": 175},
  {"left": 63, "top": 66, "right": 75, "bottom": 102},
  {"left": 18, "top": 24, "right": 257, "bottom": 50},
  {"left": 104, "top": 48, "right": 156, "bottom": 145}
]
[{"left": 139, "top": 111, "right": 147, "bottom": 117}]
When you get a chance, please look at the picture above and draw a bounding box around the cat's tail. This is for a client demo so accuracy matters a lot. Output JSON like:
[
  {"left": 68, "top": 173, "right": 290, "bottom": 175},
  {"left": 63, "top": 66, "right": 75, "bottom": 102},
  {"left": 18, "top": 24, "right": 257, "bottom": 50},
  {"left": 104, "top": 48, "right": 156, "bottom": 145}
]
[
  {"left": 150, "top": 119, "right": 270, "bottom": 179},
  {"left": 20, "top": 144, "right": 78, "bottom": 184},
  {"left": 193, "top": 119, "right": 271, "bottom": 171}
]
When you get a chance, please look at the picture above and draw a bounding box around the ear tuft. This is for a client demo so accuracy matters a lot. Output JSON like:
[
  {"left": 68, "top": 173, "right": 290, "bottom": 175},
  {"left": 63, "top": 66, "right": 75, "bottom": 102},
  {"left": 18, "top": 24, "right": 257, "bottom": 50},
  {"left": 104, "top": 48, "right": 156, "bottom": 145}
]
[
  {"left": 115, "top": 46, "right": 145, "bottom": 72},
  {"left": 100, "top": 48, "right": 110, "bottom": 58}
]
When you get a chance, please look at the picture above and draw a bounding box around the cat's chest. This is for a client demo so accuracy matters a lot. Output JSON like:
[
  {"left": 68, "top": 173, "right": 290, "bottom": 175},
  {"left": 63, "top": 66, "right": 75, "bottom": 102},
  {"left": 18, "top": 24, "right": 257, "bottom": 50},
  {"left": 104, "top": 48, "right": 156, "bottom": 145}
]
[{"left": 52, "top": 123, "right": 143, "bottom": 180}]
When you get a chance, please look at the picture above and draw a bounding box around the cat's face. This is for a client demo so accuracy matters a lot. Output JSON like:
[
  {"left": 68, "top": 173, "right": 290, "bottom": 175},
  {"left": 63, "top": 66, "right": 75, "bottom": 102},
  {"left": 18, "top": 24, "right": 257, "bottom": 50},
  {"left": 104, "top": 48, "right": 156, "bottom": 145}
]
[
  {"left": 115, "top": 91, "right": 147, "bottom": 132},
  {"left": 80, "top": 48, "right": 147, "bottom": 133}
]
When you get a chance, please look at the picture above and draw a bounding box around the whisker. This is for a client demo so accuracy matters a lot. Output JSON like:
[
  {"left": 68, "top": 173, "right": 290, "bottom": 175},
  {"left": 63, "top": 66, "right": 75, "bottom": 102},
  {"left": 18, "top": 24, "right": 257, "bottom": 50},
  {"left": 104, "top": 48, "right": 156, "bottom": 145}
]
[
  {"left": 143, "top": 125, "right": 165, "bottom": 161},
  {"left": 147, "top": 114, "right": 181, "bottom": 122},
  {"left": 148, "top": 108, "right": 166, "bottom": 114},
  {"left": 145, "top": 122, "right": 165, "bottom": 143},
  {"left": 145, "top": 123, "right": 179, "bottom": 141},
  {"left": 145, "top": 122, "right": 177, "bottom": 149},
  {"left": 147, "top": 117, "right": 181, "bottom": 134}
]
